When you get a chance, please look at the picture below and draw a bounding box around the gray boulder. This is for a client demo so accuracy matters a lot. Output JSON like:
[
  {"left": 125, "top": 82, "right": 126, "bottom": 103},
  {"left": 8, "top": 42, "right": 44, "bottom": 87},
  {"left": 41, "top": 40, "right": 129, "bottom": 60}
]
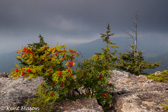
[
  {"left": 55, "top": 98, "right": 103, "bottom": 112},
  {"left": 0, "top": 76, "right": 43, "bottom": 107},
  {"left": 109, "top": 70, "right": 168, "bottom": 112}
]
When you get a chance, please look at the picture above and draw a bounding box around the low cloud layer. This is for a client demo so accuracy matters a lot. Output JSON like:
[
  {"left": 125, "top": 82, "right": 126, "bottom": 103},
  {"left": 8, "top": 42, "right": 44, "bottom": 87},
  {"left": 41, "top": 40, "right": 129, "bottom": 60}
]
[{"left": 0, "top": 0, "right": 168, "bottom": 54}]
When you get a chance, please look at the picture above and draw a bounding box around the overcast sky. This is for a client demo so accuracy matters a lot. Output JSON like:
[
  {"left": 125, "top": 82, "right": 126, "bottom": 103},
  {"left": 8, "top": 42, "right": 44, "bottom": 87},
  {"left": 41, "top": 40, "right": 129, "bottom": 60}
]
[{"left": 0, "top": 0, "right": 168, "bottom": 54}]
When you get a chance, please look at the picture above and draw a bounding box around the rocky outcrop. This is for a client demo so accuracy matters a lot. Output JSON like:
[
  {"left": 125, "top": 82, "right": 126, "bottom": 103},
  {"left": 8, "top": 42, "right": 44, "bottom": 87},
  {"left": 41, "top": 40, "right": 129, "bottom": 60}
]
[
  {"left": 0, "top": 73, "right": 103, "bottom": 112},
  {"left": 54, "top": 98, "right": 103, "bottom": 112},
  {"left": 0, "top": 74, "right": 43, "bottom": 107},
  {"left": 109, "top": 70, "right": 168, "bottom": 112},
  {"left": 0, "top": 72, "right": 9, "bottom": 78},
  {"left": 0, "top": 71, "right": 168, "bottom": 112}
]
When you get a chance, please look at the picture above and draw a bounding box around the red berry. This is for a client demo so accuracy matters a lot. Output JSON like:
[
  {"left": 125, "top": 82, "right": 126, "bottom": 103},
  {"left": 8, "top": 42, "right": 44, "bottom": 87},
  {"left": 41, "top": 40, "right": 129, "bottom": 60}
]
[
  {"left": 70, "top": 55, "right": 73, "bottom": 59},
  {"left": 49, "top": 93, "right": 54, "bottom": 97},
  {"left": 70, "top": 73, "right": 73, "bottom": 76},
  {"left": 70, "top": 50, "right": 76, "bottom": 53},
  {"left": 36, "top": 71, "right": 38, "bottom": 74},
  {"left": 27, "top": 68, "right": 31, "bottom": 72},
  {"left": 16, "top": 69, "right": 19, "bottom": 73},
  {"left": 62, "top": 50, "right": 65, "bottom": 52},
  {"left": 57, "top": 71, "right": 62, "bottom": 76},
  {"left": 41, "top": 83, "right": 43, "bottom": 87},
  {"left": 103, "top": 93, "right": 108, "bottom": 97},
  {"left": 87, "top": 92, "right": 90, "bottom": 96},
  {"left": 61, "top": 82, "right": 64, "bottom": 87},
  {"left": 22, "top": 71, "right": 25, "bottom": 76},
  {"left": 99, "top": 74, "right": 103, "bottom": 79},
  {"left": 83, "top": 71, "right": 86, "bottom": 75},
  {"left": 68, "top": 62, "right": 73, "bottom": 67},
  {"left": 45, "top": 91, "right": 48, "bottom": 95}
]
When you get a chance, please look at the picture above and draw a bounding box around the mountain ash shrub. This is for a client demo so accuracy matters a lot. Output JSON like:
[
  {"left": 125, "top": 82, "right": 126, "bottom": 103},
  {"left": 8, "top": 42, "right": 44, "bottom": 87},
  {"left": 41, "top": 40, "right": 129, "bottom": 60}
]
[{"left": 10, "top": 35, "right": 79, "bottom": 111}]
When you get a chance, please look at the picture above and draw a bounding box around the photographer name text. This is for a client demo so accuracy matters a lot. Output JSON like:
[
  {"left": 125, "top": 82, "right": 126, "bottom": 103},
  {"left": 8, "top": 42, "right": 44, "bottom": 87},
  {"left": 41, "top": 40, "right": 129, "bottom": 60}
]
[{"left": 0, "top": 106, "right": 40, "bottom": 111}]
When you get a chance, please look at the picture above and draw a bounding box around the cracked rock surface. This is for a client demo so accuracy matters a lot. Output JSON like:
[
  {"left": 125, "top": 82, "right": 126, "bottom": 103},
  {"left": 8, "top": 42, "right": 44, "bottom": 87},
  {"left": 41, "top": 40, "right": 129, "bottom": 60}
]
[
  {"left": 109, "top": 70, "right": 168, "bottom": 112},
  {"left": 0, "top": 75, "right": 43, "bottom": 107}
]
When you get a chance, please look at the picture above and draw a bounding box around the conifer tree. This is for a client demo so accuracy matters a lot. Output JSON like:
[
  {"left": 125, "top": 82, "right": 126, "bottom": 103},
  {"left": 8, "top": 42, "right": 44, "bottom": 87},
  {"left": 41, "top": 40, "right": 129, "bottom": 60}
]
[
  {"left": 28, "top": 34, "right": 47, "bottom": 50},
  {"left": 98, "top": 24, "right": 119, "bottom": 72},
  {"left": 76, "top": 24, "right": 118, "bottom": 106},
  {"left": 89, "top": 24, "right": 118, "bottom": 75},
  {"left": 16, "top": 34, "right": 47, "bottom": 67},
  {"left": 116, "top": 15, "right": 160, "bottom": 75},
  {"left": 78, "top": 24, "right": 118, "bottom": 73}
]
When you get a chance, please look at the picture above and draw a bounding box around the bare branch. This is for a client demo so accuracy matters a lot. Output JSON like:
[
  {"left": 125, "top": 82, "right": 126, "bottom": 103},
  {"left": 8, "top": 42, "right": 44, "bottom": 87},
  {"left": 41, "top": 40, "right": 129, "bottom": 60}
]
[
  {"left": 125, "top": 32, "right": 134, "bottom": 44},
  {"left": 134, "top": 14, "right": 138, "bottom": 56},
  {"left": 125, "top": 14, "right": 138, "bottom": 56},
  {"left": 125, "top": 32, "right": 134, "bottom": 39}
]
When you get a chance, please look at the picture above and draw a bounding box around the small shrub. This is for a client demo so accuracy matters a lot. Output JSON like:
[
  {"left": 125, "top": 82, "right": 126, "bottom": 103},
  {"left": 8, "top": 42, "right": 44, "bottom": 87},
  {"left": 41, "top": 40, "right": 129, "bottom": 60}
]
[
  {"left": 10, "top": 35, "right": 79, "bottom": 110},
  {"left": 26, "top": 86, "right": 57, "bottom": 112},
  {"left": 161, "top": 99, "right": 168, "bottom": 111},
  {"left": 147, "top": 70, "right": 168, "bottom": 83}
]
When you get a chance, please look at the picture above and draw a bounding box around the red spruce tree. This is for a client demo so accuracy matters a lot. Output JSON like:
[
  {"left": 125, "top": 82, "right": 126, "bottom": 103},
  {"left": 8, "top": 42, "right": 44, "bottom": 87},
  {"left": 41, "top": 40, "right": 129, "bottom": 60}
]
[
  {"left": 76, "top": 24, "right": 118, "bottom": 106},
  {"left": 115, "top": 15, "right": 160, "bottom": 75}
]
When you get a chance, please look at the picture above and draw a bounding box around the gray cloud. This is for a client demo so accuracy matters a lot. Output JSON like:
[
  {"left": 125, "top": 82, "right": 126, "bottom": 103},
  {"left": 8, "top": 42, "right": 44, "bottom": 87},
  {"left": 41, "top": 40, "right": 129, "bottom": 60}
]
[{"left": 0, "top": 0, "right": 168, "bottom": 54}]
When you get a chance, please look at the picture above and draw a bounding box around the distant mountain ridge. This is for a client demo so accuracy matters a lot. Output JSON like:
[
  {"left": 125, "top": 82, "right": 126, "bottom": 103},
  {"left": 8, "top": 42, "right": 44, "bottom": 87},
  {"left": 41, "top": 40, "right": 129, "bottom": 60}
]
[
  {"left": 0, "top": 36, "right": 167, "bottom": 73},
  {"left": 145, "top": 52, "right": 168, "bottom": 73},
  {"left": 0, "top": 51, "right": 18, "bottom": 73}
]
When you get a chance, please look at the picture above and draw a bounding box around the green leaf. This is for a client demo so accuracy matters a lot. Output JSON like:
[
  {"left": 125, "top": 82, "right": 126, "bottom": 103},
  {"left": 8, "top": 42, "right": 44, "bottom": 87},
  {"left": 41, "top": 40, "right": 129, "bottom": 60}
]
[
  {"left": 97, "top": 81, "right": 101, "bottom": 85},
  {"left": 15, "top": 63, "right": 20, "bottom": 68},
  {"left": 27, "top": 74, "right": 36, "bottom": 79}
]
